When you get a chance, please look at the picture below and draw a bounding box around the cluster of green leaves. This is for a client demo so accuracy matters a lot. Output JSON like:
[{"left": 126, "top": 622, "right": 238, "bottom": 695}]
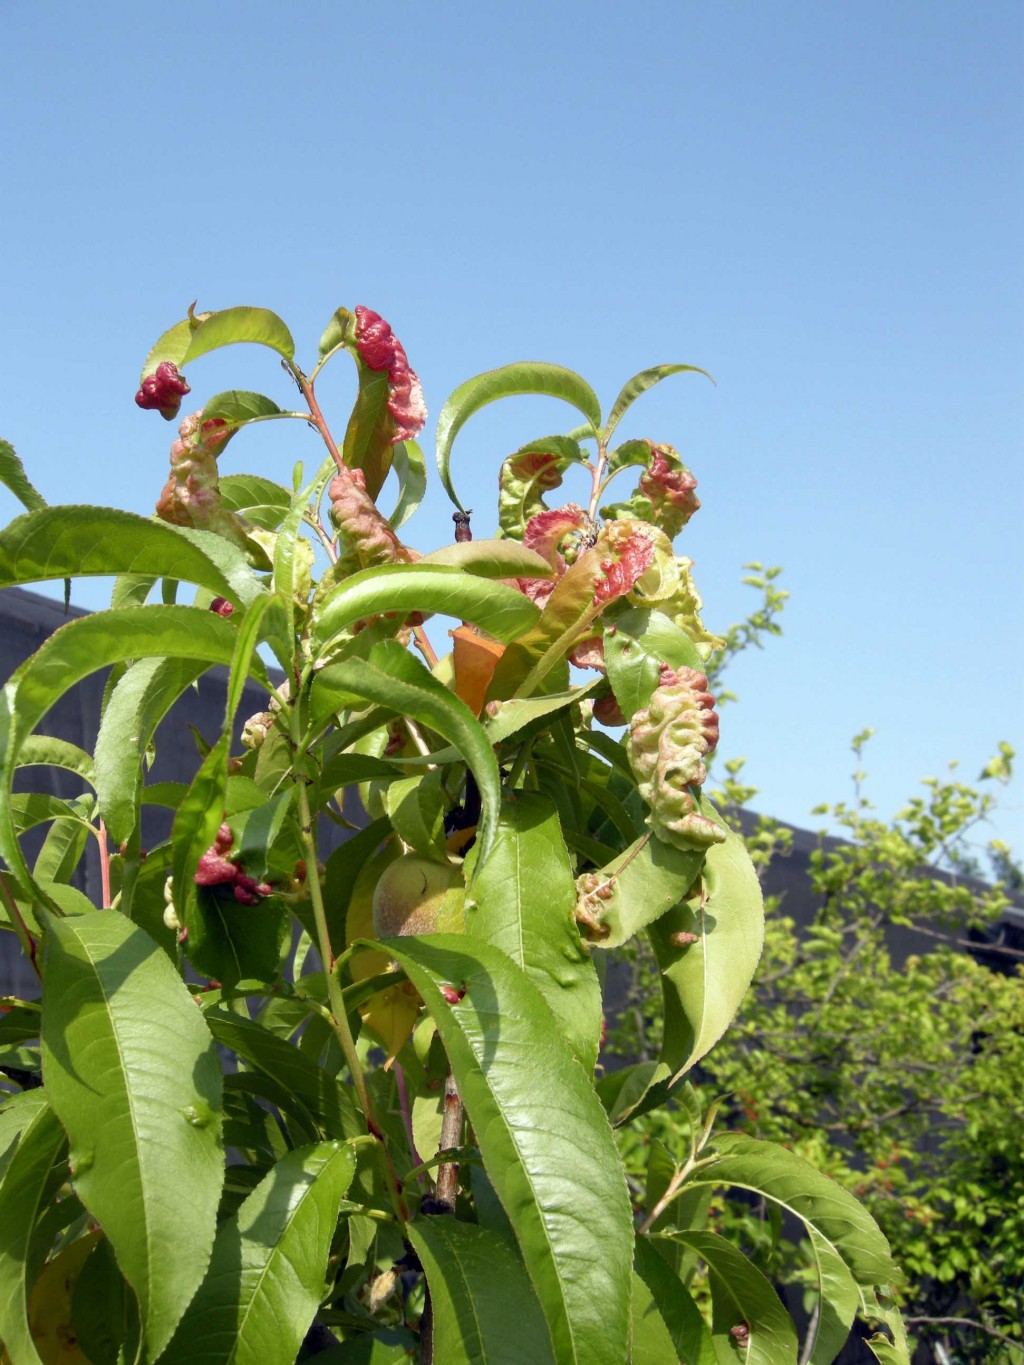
[
  {"left": 1, "top": 303, "right": 906, "bottom": 1364},
  {"left": 613, "top": 737, "right": 1024, "bottom": 1364}
]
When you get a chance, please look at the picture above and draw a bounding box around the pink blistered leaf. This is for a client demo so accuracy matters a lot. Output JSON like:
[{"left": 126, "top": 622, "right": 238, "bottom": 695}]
[
  {"left": 593, "top": 529, "right": 655, "bottom": 606},
  {"left": 194, "top": 852, "right": 237, "bottom": 887},
  {"left": 354, "top": 306, "right": 426, "bottom": 443},
  {"left": 523, "top": 504, "right": 589, "bottom": 570},
  {"left": 135, "top": 361, "right": 191, "bottom": 420}
]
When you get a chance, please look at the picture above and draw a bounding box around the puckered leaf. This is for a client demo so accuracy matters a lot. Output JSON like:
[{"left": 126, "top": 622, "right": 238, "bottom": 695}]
[
  {"left": 41, "top": 911, "right": 224, "bottom": 1361},
  {"left": 436, "top": 363, "right": 602, "bottom": 510},
  {"left": 409, "top": 1217, "right": 556, "bottom": 1365},
  {"left": 161, "top": 1142, "right": 356, "bottom": 1365},
  {"left": 465, "top": 793, "right": 601, "bottom": 1071},
  {"left": 497, "top": 437, "right": 588, "bottom": 540},
  {"left": 380, "top": 936, "right": 633, "bottom": 1365}
]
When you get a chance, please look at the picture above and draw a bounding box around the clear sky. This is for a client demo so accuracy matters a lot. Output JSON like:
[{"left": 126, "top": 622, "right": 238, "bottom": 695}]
[{"left": 2, "top": 0, "right": 1021, "bottom": 855}]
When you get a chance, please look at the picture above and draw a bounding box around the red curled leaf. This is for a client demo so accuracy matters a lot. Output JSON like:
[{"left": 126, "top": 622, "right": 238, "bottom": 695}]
[
  {"left": 135, "top": 361, "right": 191, "bottom": 420},
  {"left": 354, "top": 306, "right": 427, "bottom": 444}
]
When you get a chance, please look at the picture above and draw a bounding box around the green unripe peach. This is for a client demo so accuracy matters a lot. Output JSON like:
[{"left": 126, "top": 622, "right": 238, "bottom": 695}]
[{"left": 372, "top": 855, "right": 464, "bottom": 938}]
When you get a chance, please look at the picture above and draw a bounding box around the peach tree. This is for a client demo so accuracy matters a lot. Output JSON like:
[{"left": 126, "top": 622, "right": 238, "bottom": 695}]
[{"left": 0, "top": 304, "right": 907, "bottom": 1363}]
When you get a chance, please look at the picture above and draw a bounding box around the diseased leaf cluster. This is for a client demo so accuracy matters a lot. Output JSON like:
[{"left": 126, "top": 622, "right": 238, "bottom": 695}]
[{"left": 0, "top": 302, "right": 908, "bottom": 1364}]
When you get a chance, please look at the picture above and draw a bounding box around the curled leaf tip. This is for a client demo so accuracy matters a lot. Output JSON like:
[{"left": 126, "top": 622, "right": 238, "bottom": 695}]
[{"left": 354, "top": 305, "right": 427, "bottom": 443}]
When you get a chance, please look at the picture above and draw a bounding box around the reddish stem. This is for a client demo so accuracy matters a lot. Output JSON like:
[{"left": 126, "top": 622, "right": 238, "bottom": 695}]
[
  {"left": 299, "top": 376, "right": 345, "bottom": 474},
  {"left": 98, "top": 820, "right": 112, "bottom": 909}
]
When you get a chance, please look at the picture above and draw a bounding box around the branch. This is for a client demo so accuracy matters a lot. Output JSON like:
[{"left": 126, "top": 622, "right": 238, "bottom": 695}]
[{"left": 903, "top": 1316, "right": 1023, "bottom": 1353}]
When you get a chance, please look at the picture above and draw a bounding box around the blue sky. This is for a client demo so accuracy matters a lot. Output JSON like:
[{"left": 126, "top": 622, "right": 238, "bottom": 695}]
[{"left": 2, "top": 0, "right": 1021, "bottom": 854}]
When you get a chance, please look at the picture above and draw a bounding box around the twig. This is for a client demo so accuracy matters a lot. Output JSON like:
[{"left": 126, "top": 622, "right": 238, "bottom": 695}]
[
  {"left": 902, "top": 1316, "right": 1023, "bottom": 1352},
  {"left": 434, "top": 1071, "right": 464, "bottom": 1210}
]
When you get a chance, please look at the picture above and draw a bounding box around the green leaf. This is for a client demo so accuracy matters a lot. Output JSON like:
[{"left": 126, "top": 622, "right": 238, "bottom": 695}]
[
  {"left": 420, "top": 540, "right": 555, "bottom": 580},
  {"left": 0, "top": 1095, "right": 68, "bottom": 1365},
  {"left": 17, "top": 735, "right": 95, "bottom": 788},
  {"left": 186, "top": 894, "right": 290, "bottom": 988},
  {"left": 200, "top": 390, "right": 288, "bottom": 426},
  {"left": 646, "top": 821, "right": 765, "bottom": 1079},
  {"left": 605, "top": 364, "right": 714, "bottom": 440},
  {"left": 41, "top": 910, "right": 224, "bottom": 1361},
  {"left": 0, "top": 506, "right": 256, "bottom": 605},
  {"left": 311, "top": 564, "right": 539, "bottom": 656},
  {"left": 317, "top": 305, "right": 354, "bottom": 361},
  {"left": 0, "top": 606, "right": 248, "bottom": 908},
  {"left": 140, "top": 317, "right": 193, "bottom": 379},
  {"left": 380, "top": 936, "right": 633, "bottom": 1365},
  {"left": 161, "top": 1141, "right": 356, "bottom": 1365},
  {"left": 409, "top": 1217, "right": 556, "bottom": 1365},
  {"left": 0, "top": 438, "right": 47, "bottom": 513},
  {"left": 629, "top": 1268, "right": 684, "bottom": 1365},
  {"left": 604, "top": 607, "right": 705, "bottom": 720},
  {"left": 436, "top": 363, "right": 602, "bottom": 510},
  {"left": 384, "top": 770, "right": 447, "bottom": 859},
  {"left": 94, "top": 656, "right": 207, "bottom": 845},
  {"left": 182, "top": 306, "right": 296, "bottom": 365},
  {"left": 343, "top": 358, "right": 394, "bottom": 500},
  {"left": 218, "top": 473, "right": 294, "bottom": 533},
  {"left": 466, "top": 793, "right": 601, "bottom": 1071},
  {"left": 388, "top": 439, "right": 427, "bottom": 530},
  {"left": 661, "top": 1230, "right": 798, "bottom": 1365},
  {"left": 204, "top": 1007, "right": 361, "bottom": 1139},
  {"left": 804, "top": 1229, "right": 861, "bottom": 1365},
  {"left": 633, "top": 1237, "right": 716, "bottom": 1365},
  {"left": 71, "top": 1236, "right": 136, "bottom": 1365},
  {"left": 689, "top": 1134, "right": 898, "bottom": 1288},
  {"left": 312, "top": 642, "right": 502, "bottom": 869},
  {"left": 305, "top": 1329, "right": 417, "bottom": 1363}
]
